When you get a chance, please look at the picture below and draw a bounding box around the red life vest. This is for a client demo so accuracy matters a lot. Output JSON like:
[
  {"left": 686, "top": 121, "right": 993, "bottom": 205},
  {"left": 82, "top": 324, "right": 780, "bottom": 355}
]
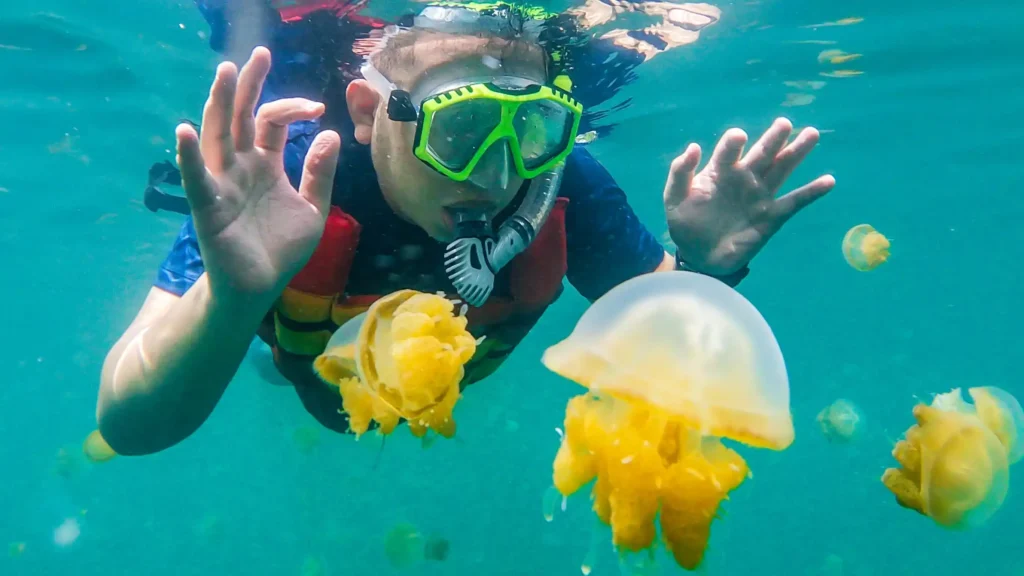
[{"left": 271, "top": 197, "right": 569, "bottom": 385}]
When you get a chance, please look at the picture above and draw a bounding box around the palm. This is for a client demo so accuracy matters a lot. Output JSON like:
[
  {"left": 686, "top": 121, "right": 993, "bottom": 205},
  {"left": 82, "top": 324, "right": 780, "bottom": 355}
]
[
  {"left": 176, "top": 47, "right": 341, "bottom": 298},
  {"left": 664, "top": 118, "right": 835, "bottom": 275}
]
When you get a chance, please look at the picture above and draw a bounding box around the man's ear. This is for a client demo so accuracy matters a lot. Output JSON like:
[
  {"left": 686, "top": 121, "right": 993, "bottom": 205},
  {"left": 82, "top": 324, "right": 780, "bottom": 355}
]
[{"left": 346, "top": 79, "right": 379, "bottom": 145}]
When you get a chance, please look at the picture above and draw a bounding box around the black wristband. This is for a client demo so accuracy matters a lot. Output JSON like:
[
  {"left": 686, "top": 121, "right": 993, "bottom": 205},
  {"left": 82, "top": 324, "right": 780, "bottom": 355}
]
[{"left": 675, "top": 251, "right": 750, "bottom": 288}]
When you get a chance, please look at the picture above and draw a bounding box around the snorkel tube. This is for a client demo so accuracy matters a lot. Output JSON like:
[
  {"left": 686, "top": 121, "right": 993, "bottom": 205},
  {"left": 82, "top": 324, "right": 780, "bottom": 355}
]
[
  {"left": 444, "top": 163, "right": 564, "bottom": 306},
  {"left": 405, "top": 2, "right": 571, "bottom": 306}
]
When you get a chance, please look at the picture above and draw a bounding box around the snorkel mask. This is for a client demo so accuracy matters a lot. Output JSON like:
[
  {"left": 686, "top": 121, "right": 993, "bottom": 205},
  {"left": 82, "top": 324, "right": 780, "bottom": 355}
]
[{"left": 362, "top": 2, "right": 584, "bottom": 306}]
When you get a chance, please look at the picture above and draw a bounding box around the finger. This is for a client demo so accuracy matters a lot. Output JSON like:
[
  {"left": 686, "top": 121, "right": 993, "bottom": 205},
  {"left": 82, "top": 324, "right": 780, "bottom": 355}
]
[
  {"left": 708, "top": 128, "right": 747, "bottom": 169},
  {"left": 663, "top": 143, "right": 701, "bottom": 207},
  {"left": 232, "top": 46, "right": 272, "bottom": 152},
  {"left": 298, "top": 130, "right": 342, "bottom": 216},
  {"left": 254, "top": 98, "right": 326, "bottom": 154},
  {"left": 175, "top": 123, "right": 217, "bottom": 211},
  {"left": 763, "top": 127, "right": 821, "bottom": 191},
  {"left": 774, "top": 174, "right": 835, "bottom": 223},
  {"left": 742, "top": 117, "right": 793, "bottom": 174},
  {"left": 199, "top": 61, "right": 239, "bottom": 173}
]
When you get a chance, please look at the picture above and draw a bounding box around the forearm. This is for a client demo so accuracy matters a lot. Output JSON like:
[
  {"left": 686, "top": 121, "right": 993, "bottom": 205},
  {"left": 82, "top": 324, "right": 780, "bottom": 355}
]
[{"left": 98, "top": 275, "right": 273, "bottom": 455}]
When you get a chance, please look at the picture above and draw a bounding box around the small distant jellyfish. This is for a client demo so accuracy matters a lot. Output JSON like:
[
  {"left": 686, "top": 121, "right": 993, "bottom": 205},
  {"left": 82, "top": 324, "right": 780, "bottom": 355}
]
[
  {"left": 8, "top": 541, "right": 26, "bottom": 558},
  {"left": 575, "top": 130, "right": 598, "bottom": 145},
  {"left": 842, "top": 224, "right": 890, "bottom": 271},
  {"left": 817, "top": 399, "right": 863, "bottom": 443}
]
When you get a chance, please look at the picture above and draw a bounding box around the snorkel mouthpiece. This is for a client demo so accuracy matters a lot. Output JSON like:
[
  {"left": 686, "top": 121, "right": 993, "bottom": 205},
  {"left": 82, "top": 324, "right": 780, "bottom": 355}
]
[
  {"left": 444, "top": 164, "right": 565, "bottom": 307},
  {"left": 445, "top": 210, "right": 497, "bottom": 307}
]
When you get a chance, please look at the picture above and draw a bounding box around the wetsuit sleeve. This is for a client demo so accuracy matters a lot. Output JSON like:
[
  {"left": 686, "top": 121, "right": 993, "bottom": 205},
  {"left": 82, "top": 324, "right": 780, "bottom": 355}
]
[
  {"left": 154, "top": 217, "right": 205, "bottom": 296},
  {"left": 562, "top": 147, "right": 667, "bottom": 301}
]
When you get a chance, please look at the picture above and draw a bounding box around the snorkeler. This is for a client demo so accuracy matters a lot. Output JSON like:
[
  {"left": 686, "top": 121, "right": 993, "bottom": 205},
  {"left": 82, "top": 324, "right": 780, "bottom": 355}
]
[{"left": 96, "top": 1, "right": 835, "bottom": 455}]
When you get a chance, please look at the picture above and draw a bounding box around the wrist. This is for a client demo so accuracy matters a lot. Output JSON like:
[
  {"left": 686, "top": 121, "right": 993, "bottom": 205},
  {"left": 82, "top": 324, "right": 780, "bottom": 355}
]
[{"left": 674, "top": 250, "right": 750, "bottom": 288}]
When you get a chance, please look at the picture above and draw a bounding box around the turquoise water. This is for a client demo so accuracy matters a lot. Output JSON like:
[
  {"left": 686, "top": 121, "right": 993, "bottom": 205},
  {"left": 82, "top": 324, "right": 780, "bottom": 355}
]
[{"left": 2, "top": 0, "right": 1022, "bottom": 574}]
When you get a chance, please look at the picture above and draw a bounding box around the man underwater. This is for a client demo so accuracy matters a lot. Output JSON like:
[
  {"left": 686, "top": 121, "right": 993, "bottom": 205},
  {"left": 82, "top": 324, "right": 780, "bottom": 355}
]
[{"left": 97, "top": 2, "right": 835, "bottom": 455}]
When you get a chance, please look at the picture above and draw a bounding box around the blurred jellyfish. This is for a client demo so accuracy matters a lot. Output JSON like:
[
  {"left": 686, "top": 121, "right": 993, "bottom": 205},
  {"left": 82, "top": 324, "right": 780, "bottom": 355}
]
[
  {"left": 53, "top": 518, "right": 80, "bottom": 548},
  {"left": 820, "top": 553, "right": 845, "bottom": 576},
  {"left": 292, "top": 425, "right": 321, "bottom": 455},
  {"left": 543, "top": 271, "right": 793, "bottom": 571},
  {"left": 53, "top": 446, "right": 80, "bottom": 479},
  {"left": 423, "top": 534, "right": 450, "bottom": 562},
  {"left": 82, "top": 430, "right": 117, "bottom": 463},
  {"left": 882, "top": 387, "right": 1023, "bottom": 529},
  {"left": 8, "top": 541, "right": 26, "bottom": 558},
  {"left": 817, "top": 399, "right": 863, "bottom": 443},
  {"left": 300, "top": 555, "right": 326, "bottom": 576},
  {"left": 384, "top": 522, "right": 449, "bottom": 570},
  {"left": 842, "top": 224, "right": 890, "bottom": 271}
]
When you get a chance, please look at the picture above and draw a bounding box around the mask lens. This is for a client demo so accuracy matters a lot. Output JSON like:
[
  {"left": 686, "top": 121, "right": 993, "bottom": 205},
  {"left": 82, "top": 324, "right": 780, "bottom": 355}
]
[
  {"left": 426, "top": 99, "right": 502, "bottom": 171},
  {"left": 513, "top": 100, "right": 572, "bottom": 170}
]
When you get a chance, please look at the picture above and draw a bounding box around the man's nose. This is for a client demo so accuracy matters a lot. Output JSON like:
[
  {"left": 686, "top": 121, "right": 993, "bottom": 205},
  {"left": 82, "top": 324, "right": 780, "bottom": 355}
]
[{"left": 468, "top": 140, "right": 511, "bottom": 191}]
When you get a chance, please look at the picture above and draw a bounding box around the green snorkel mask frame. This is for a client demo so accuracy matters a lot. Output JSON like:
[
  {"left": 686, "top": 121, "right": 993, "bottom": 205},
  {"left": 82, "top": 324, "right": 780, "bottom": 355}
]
[
  {"left": 361, "top": 64, "right": 582, "bottom": 183},
  {"left": 412, "top": 78, "right": 582, "bottom": 181}
]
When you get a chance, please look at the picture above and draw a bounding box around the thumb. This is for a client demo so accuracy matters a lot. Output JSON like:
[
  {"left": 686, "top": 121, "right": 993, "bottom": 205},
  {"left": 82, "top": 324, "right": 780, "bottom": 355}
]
[
  {"left": 663, "top": 143, "right": 701, "bottom": 207},
  {"left": 298, "top": 130, "right": 342, "bottom": 216}
]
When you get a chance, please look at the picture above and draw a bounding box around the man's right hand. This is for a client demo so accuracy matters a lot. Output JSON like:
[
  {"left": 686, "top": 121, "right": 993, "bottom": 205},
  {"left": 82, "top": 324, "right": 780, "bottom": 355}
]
[{"left": 176, "top": 46, "right": 341, "bottom": 302}]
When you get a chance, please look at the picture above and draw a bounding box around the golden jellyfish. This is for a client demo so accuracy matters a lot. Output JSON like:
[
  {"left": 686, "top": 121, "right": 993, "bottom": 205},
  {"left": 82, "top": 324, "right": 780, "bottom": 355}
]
[
  {"left": 313, "top": 291, "right": 476, "bottom": 439},
  {"left": 842, "top": 224, "right": 890, "bottom": 271},
  {"left": 882, "top": 387, "right": 1024, "bottom": 529},
  {"left": 542, "top": 271, "right": 794, "bottom": 572},
  {"left": 82, "top": 430, "right": 117, "bottom": 463},
  {"left": 817, "top": 398, "right": 863, "bottom": 443}
]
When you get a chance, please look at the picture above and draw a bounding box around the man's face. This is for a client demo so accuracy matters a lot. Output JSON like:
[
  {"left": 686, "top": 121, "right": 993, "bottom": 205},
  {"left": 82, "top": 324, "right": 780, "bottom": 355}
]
[{"left": 347, "top": 34, "right": 547, "bottom": 241}]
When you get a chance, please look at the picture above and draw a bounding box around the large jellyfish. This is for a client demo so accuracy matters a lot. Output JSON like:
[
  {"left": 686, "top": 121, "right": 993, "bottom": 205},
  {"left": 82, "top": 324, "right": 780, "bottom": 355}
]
[
  {"left": 882, "top": 387, "right": 1023, "bottom": 529},
  {"left": 313, "top": 290, "right": 477, "bottom": 439},
  {"left": 542, "top": 271, "right": 793, "bottom": 572}
]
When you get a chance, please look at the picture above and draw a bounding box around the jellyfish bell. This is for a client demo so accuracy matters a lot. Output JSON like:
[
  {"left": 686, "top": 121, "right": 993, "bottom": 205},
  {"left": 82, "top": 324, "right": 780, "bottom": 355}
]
[
  {"left": 916, "top": 405, "right": 1009, "bottom": 529},
  {"left": 313, "top": 291, "right": 476, "bottom": 438},
  {"left": 882, "top": 388, "right": 1016, "bottom": 530},
  {"left": 816, "top": 398, "right": 863, "bottom": 443},
  {"left": 545, "top": 272, "right": 794, "bottom": 572},
  {"left": 968, "top": 386, "right": 1024, "bottom": 464},
  {"left": 542, "top": 271, "right": 794, "bottom": 450},
  {"left": 842, "top": 224, "right": 890, "bottom": 271}
]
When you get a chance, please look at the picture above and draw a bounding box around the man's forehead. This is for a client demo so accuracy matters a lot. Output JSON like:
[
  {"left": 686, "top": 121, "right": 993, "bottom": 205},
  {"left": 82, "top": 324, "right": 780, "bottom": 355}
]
[{"left": 387, "top": 32, "right": 548, "bottom": 88}]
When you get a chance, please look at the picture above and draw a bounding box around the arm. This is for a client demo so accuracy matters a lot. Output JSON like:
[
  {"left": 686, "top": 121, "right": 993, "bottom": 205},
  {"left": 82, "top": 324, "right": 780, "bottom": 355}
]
[
  {"left": 97, "top": 278, "right": 271, "bottom": 455},
  {"left": 562, "top": 147, "right": 675, "bottom": 300},
  {"left": 96, "top": 47, "right": 341, "bottom": 455}
]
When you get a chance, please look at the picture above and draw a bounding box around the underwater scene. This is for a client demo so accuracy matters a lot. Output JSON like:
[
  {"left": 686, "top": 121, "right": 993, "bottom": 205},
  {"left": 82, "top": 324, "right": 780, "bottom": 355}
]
[{"left": 1, "top": 0, "right": 1022, "bottom": 574}]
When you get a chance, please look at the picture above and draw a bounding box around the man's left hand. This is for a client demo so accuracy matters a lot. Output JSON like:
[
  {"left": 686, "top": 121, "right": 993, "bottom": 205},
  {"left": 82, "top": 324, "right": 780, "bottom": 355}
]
[{"left": 663, "top": 118, "right": 835, "bottom": 275}]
